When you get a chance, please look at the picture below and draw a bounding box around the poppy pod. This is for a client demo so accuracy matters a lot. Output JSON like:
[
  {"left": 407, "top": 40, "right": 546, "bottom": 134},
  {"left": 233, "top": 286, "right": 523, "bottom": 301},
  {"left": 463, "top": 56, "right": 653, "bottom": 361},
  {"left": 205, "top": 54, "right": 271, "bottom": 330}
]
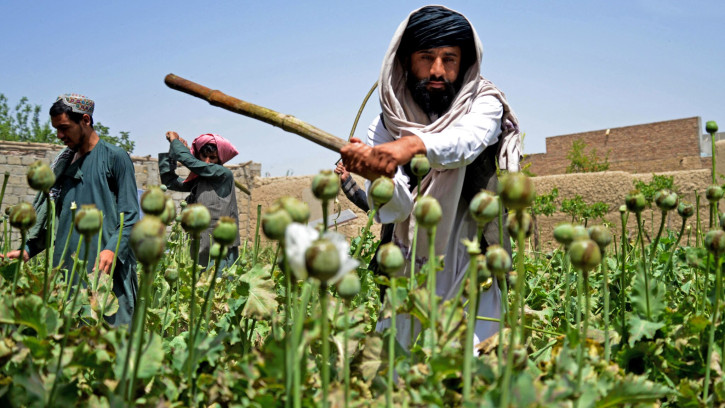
[
  {"left": 159, "top": 197, "right": 177, "bottom": 226},
  {"left": 469, "top": 190, "right": 499, "bottom": 226},
  {"left": 336, "top": 272, "right": 361, "bottom": 300},
  {"left": 485, "top": 245, "right": 511, "bottom": 279},
  {"left": 370, "top": 176, "right": 395, "bottom": 208},
  {"left": 553, "top": 223, "right": 574, "bottom": 247},
  {"left": 506, "top": 211, "right": 532, "bottom": 238},
  {"left": 212, "top": 216, "right": 238, "bottom": 247},
  {"left": 414, "top": 196, "right": 442, "bottom": 229},
  {"left": 410, "top": 154, "right": 430, "bottom": 178},
  {"left": 498, "top": 172, "right": 535, "bottom": 210},
  {"left": 376, "top": 243, "right": 405, "bottom": 277},
  {"left": 654, "top": 189, "right": 678, "bottom": 212},
  {"left": 677, "top": 202, "right": 694, "bottom": 219},
  {"left": 568, "top": 239, "right": 601, "bottom": 274},
  {"left": 706, "top": 185, "right": 723, "bottom": 203},
  {"left": 705, "top": 120, "right": 718, "bottom": 135},
  {"left": 130, "top": 216, "right": 166, "bottom": 266},
  {"left": 27, "top": 160, "right": 55, "bottom": 192},
  {"left": 305, "top": 238, "right": 341, "bottom": 284},
  {"left": 141, "top": 186, "right": 167, "bottom": 216},
  {"left": 9, "top": 202, "right": 36, "bottom": 231},
  {"left": 262, "top": 205, "right": 292, "bottom": 241},
  {"left": 311, "top": 170, "right": 340, "bottom": 201},
  {"left": 277, "top": 196, "right": 310, "bottom": 224},
  {"left": 625, "top": 190, "right": 646, "bottom": 213},
  {"left": 74, "top": 204, "right": 101, "bottom": 238},
  {"left": 180, "top": 204, "right": 211, "bottom": 236},
  {"left": 588, "top": 225, "right": 612, "bottom": 250},
  {"left": 705, "top": 229, "right": 725, "bottom": 255}
]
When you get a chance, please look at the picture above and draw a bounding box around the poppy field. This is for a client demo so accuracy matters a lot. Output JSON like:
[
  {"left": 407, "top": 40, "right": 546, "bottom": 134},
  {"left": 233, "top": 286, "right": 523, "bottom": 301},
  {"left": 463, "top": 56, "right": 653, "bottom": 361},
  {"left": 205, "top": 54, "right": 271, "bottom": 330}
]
[{"left": 0, "top": 120, "right": 724, "bottom": 408}]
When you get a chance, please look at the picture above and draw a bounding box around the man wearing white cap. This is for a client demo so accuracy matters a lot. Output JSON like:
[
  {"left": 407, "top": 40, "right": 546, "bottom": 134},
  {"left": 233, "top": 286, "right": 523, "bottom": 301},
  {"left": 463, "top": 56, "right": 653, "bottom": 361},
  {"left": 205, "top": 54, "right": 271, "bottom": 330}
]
[{"left": 8, "top": 94, "right": 140, "bottom": 326}]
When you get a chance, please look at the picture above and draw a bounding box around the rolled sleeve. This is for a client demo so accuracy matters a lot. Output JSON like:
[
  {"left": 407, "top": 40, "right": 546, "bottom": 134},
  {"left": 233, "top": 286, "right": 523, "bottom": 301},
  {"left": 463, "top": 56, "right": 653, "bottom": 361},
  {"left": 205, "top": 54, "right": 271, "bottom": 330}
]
[{"left": 409, "top": 95, "right": 503, "bottom": 169}]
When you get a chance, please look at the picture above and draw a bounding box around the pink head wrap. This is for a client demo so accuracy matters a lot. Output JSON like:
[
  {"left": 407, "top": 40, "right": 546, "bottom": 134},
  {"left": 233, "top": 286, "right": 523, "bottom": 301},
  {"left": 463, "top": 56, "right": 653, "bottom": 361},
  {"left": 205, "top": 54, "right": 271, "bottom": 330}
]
[{"left": 184, "top": 133, "right": 239, "bottom": 183}]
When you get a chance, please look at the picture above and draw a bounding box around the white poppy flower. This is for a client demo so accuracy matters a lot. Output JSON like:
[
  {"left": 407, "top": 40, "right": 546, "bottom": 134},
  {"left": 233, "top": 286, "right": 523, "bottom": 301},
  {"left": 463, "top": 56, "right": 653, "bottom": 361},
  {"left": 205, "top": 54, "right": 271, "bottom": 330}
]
[{"left": 284, "top": 222, "right": 359, "bottom": 284}]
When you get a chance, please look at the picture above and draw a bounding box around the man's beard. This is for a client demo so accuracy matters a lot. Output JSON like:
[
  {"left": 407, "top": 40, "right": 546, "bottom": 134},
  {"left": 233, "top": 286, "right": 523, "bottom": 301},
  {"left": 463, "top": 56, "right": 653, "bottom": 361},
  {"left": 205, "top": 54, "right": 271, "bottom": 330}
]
[{"left": 407, "top": 74, "right": 461, "bottom": 117}]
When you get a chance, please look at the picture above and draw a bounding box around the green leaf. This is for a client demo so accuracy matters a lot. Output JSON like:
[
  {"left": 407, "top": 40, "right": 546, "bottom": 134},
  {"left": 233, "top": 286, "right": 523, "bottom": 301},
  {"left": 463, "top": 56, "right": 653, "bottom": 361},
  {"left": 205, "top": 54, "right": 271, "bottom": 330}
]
[
  {"left": 627, "top": 315, "right": 664, "bottom": 347},
  {"left": 239, "top": 264, "right": 278, "bottom": 320},
  {"left": 2, "top": 295, "right": 60, "bottom": 338},
  {"left": 134, "top": 333, "right": 164, "bottom": 379},
  {"left": 595, "top": 374, "right": 671, "bottom": 407},
  {"left": 358, "top": 332, "right": 384, "bottom": 381},
  {"left": 630, "top": 265, "right": 666, "bottom": 320}
]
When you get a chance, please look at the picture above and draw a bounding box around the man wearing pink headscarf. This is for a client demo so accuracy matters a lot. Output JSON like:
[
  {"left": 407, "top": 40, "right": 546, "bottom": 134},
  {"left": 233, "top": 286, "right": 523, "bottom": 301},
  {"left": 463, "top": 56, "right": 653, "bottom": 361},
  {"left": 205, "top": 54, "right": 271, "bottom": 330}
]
[{"left": 159, "top": 131, "right": 241, "bottom": 269}]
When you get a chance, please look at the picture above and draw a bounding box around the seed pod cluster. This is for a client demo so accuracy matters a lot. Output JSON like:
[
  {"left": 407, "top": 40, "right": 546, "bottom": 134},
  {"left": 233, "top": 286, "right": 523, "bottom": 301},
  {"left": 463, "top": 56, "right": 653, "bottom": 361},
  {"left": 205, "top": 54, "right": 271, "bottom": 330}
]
[
  {"left": 311, "top": 170, "right": 340, "bottom": 201},
  {"left": 469, "top": 190, "right": 499, "bottom": 226},
  {"left": 27, "top": 160, "right": 55, "bottom": 192},
  {"left": 498, "top": 172, "right": 535, "bottom": 210},
  {"left": 414, "top": 196, "right": 442, "bottom": 229}
]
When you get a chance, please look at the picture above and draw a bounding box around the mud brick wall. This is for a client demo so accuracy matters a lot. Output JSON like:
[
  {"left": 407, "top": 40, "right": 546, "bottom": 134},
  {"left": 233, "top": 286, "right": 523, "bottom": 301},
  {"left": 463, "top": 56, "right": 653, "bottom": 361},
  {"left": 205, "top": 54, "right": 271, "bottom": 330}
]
[
  {"left": 525, "top": 117, "right": 710, "bottom": 176},
  {"left": 0, "top": 140, "right": 260, "bottom": 244}
]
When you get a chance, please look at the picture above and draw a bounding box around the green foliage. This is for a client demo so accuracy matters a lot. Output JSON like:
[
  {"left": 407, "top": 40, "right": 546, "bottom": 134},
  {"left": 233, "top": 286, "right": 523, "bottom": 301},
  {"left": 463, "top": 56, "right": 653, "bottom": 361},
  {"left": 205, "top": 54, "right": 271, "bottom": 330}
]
[
  {"left": 560, "top": 194, "right": 610, "bottom": 225},
  {"left": 532, "top": 187, "right": 558, "bottom": 217},
  {"left": 633, "top": 174, "right": 677, "bottom": 203},
  {"left": 0, "top": 93, "right": 135, "bottom": 152},
  {"left": 3, "top": 184, "right": 725, "bottom": 407},
  {"left": 566, "top": 138, "right": 611, "bottom": 173}
]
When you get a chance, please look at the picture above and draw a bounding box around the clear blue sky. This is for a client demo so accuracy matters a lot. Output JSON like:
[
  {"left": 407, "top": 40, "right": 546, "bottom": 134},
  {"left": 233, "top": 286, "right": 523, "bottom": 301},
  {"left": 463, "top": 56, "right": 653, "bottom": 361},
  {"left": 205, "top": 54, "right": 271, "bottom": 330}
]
[{"left": 1, "top": 1, "right": 723, "bottom": 177}]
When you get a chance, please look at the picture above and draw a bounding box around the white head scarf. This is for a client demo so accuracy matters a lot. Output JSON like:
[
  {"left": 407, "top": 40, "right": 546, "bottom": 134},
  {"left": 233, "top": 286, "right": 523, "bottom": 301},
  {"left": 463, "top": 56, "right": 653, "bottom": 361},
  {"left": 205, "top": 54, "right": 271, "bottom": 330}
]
[{"left": 380, "top": 5, "right": 522, "bottom": 258}]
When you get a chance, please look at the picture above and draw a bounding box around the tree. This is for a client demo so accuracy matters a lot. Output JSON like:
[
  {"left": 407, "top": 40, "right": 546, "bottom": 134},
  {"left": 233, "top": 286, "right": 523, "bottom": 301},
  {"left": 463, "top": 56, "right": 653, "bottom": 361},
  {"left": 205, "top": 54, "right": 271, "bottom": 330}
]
[
  {"left": 566, "top": 138, "right": 610, "bottom": 173},
  {"left": 0, "top": 93, "right": 134, "bottom": 153}
]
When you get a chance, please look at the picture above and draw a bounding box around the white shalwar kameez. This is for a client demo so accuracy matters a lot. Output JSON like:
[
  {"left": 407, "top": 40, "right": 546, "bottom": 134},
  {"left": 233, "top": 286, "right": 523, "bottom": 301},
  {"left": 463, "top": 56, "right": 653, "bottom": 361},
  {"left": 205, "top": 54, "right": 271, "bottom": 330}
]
[{"left": 368, "top": 5, "right": 522, "bottom": 351}]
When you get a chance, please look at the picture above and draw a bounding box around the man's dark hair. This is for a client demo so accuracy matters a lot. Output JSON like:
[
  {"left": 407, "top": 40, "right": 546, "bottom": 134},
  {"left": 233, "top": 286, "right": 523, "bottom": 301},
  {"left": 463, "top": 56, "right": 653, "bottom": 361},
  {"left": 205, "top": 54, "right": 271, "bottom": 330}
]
[
  {"left": 397, "top": 6, "right": 476, "bottom": 75},
  {"left": 49, "top": 100, "right": 94, "bottom": 127},
  {"left": 199, "top": 143, "right": 218, "bottom": 158}
]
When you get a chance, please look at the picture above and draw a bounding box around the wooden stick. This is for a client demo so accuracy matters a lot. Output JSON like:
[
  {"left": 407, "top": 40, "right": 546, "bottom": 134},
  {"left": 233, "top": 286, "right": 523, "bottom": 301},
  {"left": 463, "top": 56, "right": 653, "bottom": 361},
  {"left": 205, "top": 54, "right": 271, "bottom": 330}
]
[{"left": 164, "top": 74, "right": 347, "bottom": 153}]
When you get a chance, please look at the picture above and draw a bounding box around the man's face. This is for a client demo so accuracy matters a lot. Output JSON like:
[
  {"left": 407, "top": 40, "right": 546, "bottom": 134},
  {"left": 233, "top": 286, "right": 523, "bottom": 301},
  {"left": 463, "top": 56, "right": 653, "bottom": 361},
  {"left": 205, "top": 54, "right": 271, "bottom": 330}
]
[
  {"left": 51, "top": 113, "right": 91, "bottom": 151},
  {"left": 409, "top": 46, "right": 462, "bottom": 88},
  {"left": 407, "top": 46, "right": 463, "bottom": 116},
  {"left": 200, "top": 152, "right": 220, "bottom": 164}
]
